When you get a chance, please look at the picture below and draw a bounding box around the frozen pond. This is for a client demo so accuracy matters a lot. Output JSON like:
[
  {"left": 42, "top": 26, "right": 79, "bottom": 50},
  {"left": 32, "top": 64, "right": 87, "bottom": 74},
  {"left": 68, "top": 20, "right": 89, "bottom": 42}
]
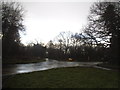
[{"left": 3, "top": 59, "right": 105, "bottom": 76}]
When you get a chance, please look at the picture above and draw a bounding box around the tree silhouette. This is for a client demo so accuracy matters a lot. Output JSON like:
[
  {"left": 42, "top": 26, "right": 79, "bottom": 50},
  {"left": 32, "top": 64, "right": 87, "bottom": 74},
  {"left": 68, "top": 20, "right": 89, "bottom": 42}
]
[
  {"left": 101, "top": 3, "right": 120, "bottom": 63},
  {"left": 84, "top": 2, "right": 120, "bottom": 63},
  {"left": 2, "top": 1, "right": 25, "bottom": 58},
  {"left": 54, "top": 31, "right": 73, "bottom": 56}
]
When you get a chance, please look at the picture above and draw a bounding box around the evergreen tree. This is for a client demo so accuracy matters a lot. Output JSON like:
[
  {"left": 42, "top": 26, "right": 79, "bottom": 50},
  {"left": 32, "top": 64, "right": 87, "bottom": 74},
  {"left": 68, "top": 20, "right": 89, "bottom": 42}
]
[{"left": 2, "top": 1, "right": 25, "bottom": 58}]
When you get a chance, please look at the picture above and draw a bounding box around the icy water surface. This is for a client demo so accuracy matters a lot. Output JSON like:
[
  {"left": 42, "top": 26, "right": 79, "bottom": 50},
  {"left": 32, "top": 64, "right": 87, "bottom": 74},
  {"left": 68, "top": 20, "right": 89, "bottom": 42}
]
[{"left": 3, "top": 59, "right": 105, "bottom": 76}]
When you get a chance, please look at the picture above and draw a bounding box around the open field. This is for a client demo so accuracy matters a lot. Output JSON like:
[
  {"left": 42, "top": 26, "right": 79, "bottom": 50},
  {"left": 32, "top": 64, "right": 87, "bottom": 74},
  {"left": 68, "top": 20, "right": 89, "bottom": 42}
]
[{"left": 3, "top": 67, "right": 119, "bottom": 88}]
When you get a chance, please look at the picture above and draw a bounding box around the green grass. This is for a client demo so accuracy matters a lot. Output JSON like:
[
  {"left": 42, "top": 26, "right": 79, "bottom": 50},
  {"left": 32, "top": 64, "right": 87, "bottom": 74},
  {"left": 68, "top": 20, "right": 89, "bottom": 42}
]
[{"left": 3, "top": 67, "right": 119, "bottom": 88}]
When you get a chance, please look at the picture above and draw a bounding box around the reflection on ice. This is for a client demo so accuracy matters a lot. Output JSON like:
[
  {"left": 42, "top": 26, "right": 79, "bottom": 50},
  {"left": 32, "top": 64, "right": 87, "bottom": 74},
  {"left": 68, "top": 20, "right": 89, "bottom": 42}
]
[{"left": 3, "top": 60, "right": 103, "bottom": 76}]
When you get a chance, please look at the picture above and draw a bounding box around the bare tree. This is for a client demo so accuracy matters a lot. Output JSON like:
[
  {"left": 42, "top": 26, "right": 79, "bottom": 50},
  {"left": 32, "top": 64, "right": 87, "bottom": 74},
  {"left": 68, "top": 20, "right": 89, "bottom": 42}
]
[
  {"left": 84, "top": 2, "right": 120, "bottom": 48},
  {"left": 84, "top": 1, "right": 120, "bottom": 62},
  {"left": 54, "top": 31, "right": 73, "bottom": 54}
]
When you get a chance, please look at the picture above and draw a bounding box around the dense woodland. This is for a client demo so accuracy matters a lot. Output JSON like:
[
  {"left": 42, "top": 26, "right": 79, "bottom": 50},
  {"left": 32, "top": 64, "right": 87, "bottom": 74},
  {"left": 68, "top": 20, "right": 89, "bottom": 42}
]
[{"left": 1, "top": 1, "right": 119, "bottom": 64}]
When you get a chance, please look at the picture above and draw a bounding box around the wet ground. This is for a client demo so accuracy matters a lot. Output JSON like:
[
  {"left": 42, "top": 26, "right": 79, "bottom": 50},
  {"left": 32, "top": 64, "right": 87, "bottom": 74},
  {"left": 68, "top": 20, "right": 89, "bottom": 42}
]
[{"left": 2, "top": 59, "right": 109, "bottom": 76}]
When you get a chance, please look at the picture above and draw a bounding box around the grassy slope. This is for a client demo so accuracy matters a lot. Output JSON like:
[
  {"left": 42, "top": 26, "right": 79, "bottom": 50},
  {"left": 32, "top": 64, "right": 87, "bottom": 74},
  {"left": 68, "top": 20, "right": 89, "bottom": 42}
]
[{"left": 3, "top": 67, "right": 119, "bottom": 88}]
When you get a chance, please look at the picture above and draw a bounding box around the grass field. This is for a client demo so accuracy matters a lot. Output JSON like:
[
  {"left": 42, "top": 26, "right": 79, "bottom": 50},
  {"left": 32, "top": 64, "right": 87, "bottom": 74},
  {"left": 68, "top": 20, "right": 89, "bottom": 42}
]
[{"left": 3, "top": 67, "right": 119, "bottom": 88}]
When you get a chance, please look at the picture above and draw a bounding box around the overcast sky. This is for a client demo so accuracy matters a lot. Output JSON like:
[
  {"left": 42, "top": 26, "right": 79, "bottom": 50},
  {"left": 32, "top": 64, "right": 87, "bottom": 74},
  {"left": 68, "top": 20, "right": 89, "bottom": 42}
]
[{"left": 20, "top": 1, "right": 95, "bottom": 45}]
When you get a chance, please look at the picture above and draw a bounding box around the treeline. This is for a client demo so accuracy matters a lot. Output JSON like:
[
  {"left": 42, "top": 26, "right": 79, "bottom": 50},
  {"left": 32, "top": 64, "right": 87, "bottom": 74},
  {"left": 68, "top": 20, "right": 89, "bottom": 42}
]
[
  {"left": 2, "top": 1, "right": 119, "bottom": 63},
  {"left": 16, "top": 43, "right": 46, "bottom": 60},
  {"left": 45, "top": 31, "right": 109, "bottom": 61}
]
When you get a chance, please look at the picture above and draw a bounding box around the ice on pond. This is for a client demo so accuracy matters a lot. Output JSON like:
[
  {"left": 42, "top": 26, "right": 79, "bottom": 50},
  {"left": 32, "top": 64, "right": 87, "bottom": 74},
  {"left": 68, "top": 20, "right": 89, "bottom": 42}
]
[{"left": 3, "top": 59, "right": 104, "bottom": 76}]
